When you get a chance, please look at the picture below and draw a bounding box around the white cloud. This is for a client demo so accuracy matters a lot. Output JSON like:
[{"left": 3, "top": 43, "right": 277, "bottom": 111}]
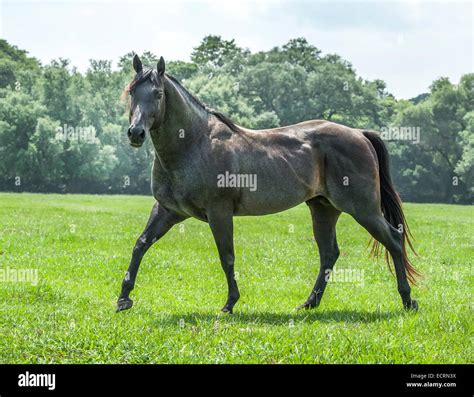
[{"left": 1, "top": 0, "right": 472, "bottom": 98}]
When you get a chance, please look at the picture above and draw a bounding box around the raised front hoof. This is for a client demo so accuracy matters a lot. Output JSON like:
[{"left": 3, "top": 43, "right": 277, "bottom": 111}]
[
  {"left": 404, "top": 299, "right": 419, "bottom": 312},
  {"left": 116, "top": 298, "right": 134, "bottom": 312},
  {"left": 297, "top": 300, "right": 318, "bottom": 310},
  {"left": 221, "top": 305, "right": 234, "bottom": 314}
]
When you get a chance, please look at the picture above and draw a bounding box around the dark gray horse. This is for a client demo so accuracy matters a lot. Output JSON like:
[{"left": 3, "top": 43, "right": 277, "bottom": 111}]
[{"left": 117, "top": 55, "right": 420, "bottom": 314}]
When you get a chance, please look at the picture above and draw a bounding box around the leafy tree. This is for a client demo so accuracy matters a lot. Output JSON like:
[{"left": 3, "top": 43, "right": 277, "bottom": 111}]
[
  {"left": 191, "top": 35, "right": 246, "bottom": 70},
  {"left": 390, "top": 75, "right": 472, "bottom": 203},
  {"left": 167, "top": 60, "right": 199, "bottom": 82},
  {"left": 0, "top": 38, "right": 471, "bottom": 202},
  {"left": 455, "top": 111, "right": 474, "bottom": 200}
]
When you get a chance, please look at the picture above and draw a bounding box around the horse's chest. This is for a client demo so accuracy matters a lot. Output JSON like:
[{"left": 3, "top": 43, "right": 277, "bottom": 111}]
[
  {"left": 151, "top": 172, "right": 206, "bottom": 220},
  {"left": 152, "top": 183, "right": 176, "bottom": 208}
]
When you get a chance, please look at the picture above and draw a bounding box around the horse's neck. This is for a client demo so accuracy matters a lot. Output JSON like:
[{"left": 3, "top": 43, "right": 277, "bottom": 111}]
[{"left": 151, "top": 77, "right": 209, "bottom": 167}]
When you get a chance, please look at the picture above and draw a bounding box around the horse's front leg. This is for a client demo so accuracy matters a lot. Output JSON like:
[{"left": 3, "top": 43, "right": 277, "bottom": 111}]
[
  {"left": 207, "top": 201, "right": 240, "bottom": 313},
  {"left": 116, "top": 202, "right": 187, "bottom": 312}
]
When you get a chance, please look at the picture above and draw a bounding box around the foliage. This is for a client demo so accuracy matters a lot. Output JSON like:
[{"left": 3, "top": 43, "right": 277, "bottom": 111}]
[{"left": 0, "top": 37, "right": 471, "bottom": 202}]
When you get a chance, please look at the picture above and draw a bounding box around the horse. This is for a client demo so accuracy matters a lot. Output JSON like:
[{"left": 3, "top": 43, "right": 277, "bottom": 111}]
[{"left": 116, "top": 54, "right": 420, "bottom": 314}]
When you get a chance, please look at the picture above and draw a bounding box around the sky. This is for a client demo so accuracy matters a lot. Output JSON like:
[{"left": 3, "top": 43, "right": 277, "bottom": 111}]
[{"left": 0, "top": 0, "right": 472, "bottom": 99}]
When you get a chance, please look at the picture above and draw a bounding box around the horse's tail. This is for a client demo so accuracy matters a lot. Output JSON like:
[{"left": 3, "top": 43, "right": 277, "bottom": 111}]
[{"left": 363, "top": 130, "right": 421, "bottom": 285}]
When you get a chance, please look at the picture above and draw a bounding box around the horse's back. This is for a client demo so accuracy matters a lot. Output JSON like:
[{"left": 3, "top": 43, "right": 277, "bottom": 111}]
[
  {"left": 233, "top": 119, "right": 379, "bottom": 215},
  {"left": 242, "top": 119, "right": 366, "bottom": 145}
]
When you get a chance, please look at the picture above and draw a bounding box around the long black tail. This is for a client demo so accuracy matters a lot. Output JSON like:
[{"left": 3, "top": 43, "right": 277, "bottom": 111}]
[{"left": 363, "top": 130, "right": 421, "bottom": 285}]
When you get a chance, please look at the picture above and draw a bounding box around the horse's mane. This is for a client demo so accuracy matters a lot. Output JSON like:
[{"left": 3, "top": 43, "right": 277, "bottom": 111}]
[
  {"left": 123, "top": 68, "right": 242, "bottom": 134},
  {"left": 121, "top": 68, "right": 158, "bottom": 103},
  {"left": 166, "top": 74, "right": 242, "bottom": 134}
]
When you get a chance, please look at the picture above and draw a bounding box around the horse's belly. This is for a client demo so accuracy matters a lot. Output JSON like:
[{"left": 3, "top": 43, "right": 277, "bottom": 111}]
[
  {"left": 235, "top": 199, "right": 307, "bottom": 216},
  {"left": 234, "top": 181, "right": 314, "bottom": 216},
  {"left": 233, "top": 155, "right": 320, "bottom": 215}
]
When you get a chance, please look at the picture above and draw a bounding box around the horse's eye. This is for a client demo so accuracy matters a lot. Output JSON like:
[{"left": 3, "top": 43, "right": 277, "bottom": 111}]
[{"left": 153, "top": 89, "right": 163, "bottom": 99}]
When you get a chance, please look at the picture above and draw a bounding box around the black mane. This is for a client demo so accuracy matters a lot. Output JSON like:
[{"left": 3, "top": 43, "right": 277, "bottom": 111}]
[
  {"left": 128, "top": 69, "right": 241, "bottom": 133},
  {"left": 165, "top": 74, "right": 242, "bottom": 133},
  {"left": 128, "top": 68, "right": 157, "bottom": 92}
]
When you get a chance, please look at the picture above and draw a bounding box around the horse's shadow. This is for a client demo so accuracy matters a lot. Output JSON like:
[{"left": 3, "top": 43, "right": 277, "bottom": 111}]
[{"left": 146, "top": 308, "right": 404, "bottom": 327}]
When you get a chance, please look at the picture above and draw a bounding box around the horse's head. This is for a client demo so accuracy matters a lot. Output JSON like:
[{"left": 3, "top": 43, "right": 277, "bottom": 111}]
[{"left": 126, "top": 54, "right": 166, "bottom": 148}]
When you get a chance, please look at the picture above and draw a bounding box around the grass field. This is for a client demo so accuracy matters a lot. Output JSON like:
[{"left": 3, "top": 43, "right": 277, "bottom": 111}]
[{"left": 0, "top": 192, "right": 472, "bottom": 364}]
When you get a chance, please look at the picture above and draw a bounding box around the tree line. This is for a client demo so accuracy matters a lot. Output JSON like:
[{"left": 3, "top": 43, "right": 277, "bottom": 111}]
[{"left": 0, "top": 36, "right": 472, "bottom": 203}]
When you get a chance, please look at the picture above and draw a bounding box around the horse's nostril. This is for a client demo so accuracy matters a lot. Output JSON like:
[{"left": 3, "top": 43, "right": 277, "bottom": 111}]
[{"left": 128, "top": 126, "right": 145, "bottom": 142}]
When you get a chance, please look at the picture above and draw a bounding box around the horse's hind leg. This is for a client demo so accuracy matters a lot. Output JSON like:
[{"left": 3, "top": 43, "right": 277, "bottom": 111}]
[
  {"left": 352, "top": 212, "right": 418, "bottom": 310},
  {"left": 116, "top": 202, "right": 187, "bottom": 312},
  {"left": 298, "top": 197, "right": 341, "bottom": 310}
]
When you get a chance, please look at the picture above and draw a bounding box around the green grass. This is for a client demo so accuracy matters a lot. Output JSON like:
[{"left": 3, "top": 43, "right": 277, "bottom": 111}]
[{"left": 0, "top": 192, "right": 472, "bottom": 363}]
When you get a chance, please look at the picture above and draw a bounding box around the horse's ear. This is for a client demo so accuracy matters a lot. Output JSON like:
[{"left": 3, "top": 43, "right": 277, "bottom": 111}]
[
  {"left": 133, "top": 54, "right": 143, "bottom": 73},
  {"left": 157, "top": 56, "right": 165, "bottom": 76}
]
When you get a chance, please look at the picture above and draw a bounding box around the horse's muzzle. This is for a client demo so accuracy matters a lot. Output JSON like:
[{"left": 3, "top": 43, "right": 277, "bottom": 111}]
[{"left": 127, "top": 126, "right": 146, "bottom": 147}]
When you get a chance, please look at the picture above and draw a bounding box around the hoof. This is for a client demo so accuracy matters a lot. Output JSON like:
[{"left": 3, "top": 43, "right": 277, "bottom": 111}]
[
  {"left": 404, "top": 299, "right": 418, "bottom": 311},
  {"left": 116, "top": 298, "right": 133, "bottom": 312},
  {"left": 221, "top": 305, "right": 233, "bottom": 314},
  {"left": 297, "top": 300, "right": 318, "bottom": 310}
]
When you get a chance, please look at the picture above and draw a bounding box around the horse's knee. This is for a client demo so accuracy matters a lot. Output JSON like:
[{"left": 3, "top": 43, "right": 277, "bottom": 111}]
[
  {"left": 321, "top": 245, "right": 339, "bottom": 265},
  {"left": 133, "top": 235, "right": 151, "bottom": 254}
]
